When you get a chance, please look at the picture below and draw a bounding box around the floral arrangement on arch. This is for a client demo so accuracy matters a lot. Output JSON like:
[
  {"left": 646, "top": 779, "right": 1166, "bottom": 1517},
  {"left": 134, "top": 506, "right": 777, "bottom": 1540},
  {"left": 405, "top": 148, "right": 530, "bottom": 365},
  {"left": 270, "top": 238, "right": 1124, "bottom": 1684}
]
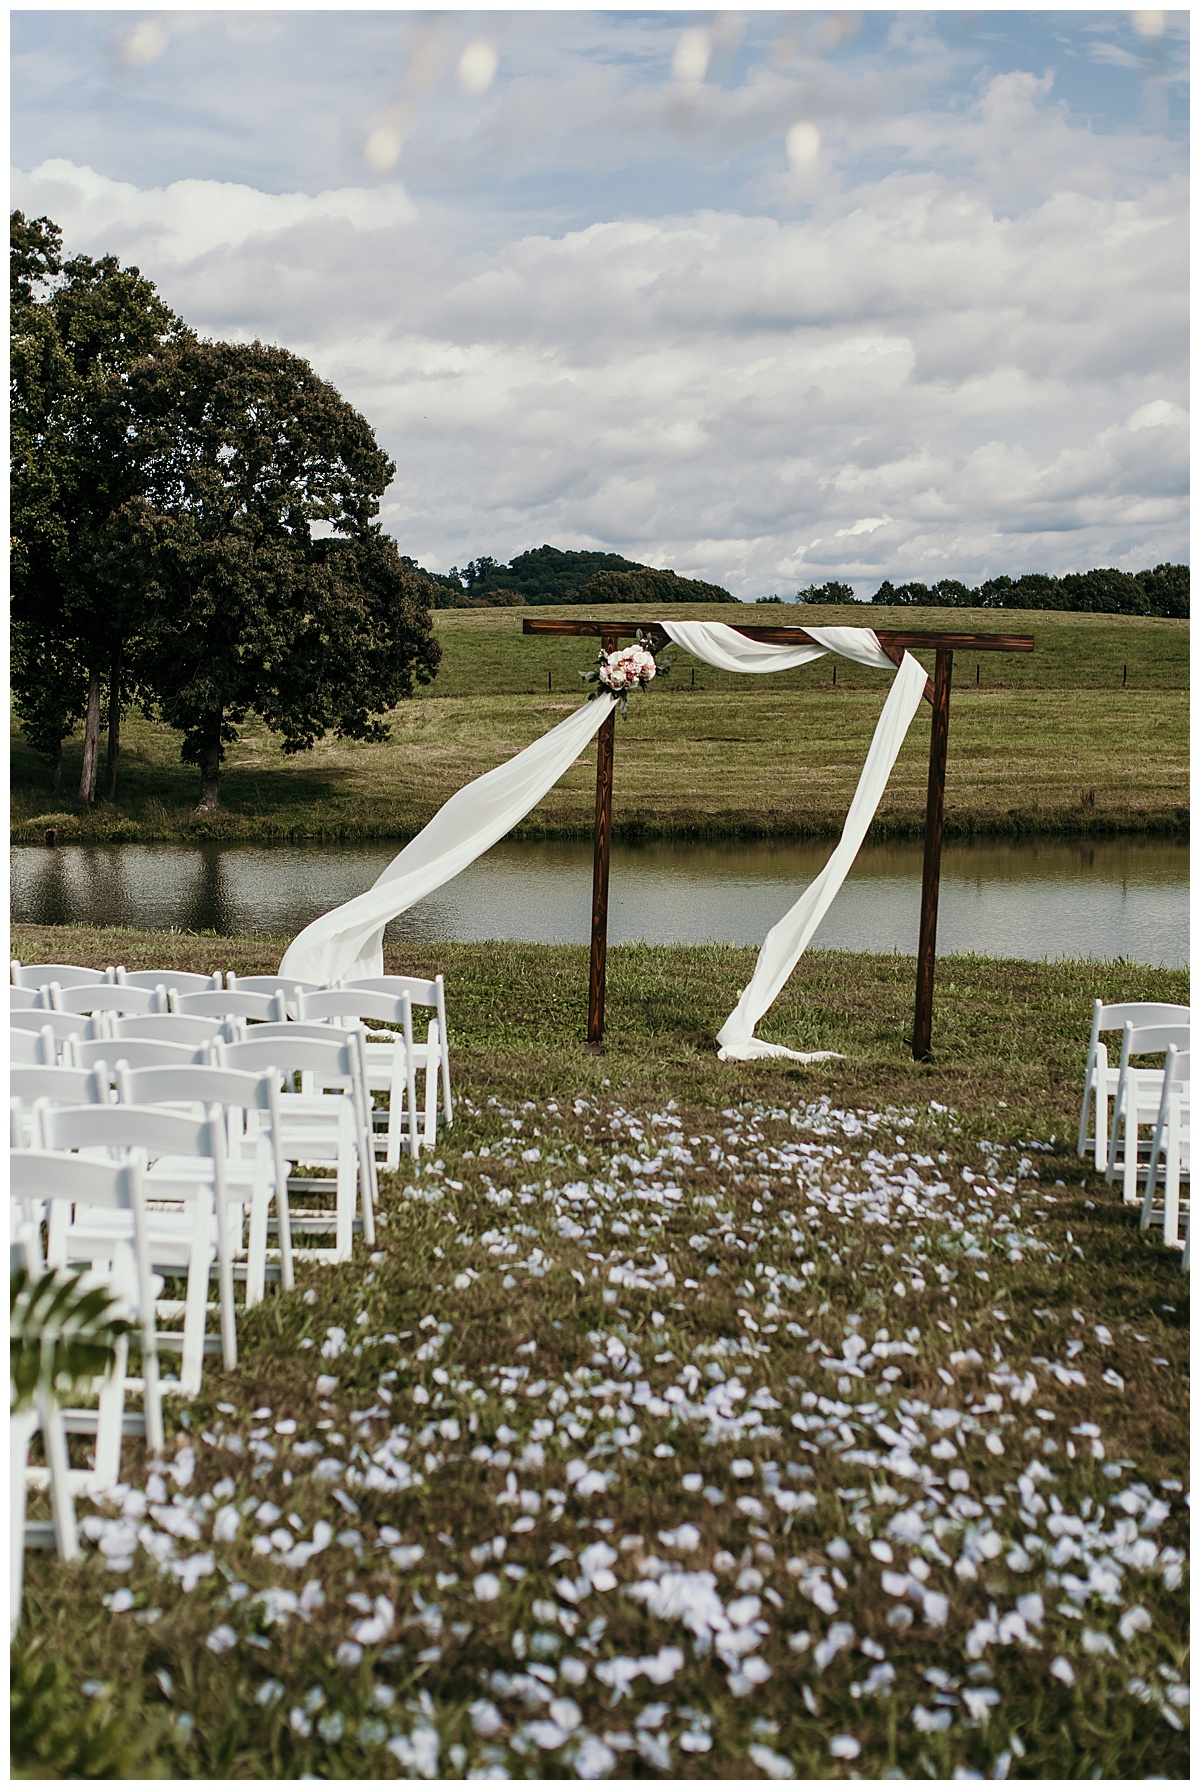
[{"left": 582, "top": 630, "right": 671, "bottom": 716}]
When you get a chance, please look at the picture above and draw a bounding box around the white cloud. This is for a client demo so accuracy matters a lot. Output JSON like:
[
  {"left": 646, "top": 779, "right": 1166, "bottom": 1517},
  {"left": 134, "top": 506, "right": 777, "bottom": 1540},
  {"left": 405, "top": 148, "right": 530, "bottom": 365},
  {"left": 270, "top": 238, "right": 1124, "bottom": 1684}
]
[{"left": 10, "top": 20, "right": 1188, "bottom": 597}]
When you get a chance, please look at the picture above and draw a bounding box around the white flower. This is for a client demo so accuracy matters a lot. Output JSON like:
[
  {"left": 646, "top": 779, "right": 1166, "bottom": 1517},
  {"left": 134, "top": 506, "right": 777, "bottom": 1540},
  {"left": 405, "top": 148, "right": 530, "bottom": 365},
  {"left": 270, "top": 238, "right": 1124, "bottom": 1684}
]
[
  {"left": 574, "top": 1734, "right": 617, "bottom": 1778},
  {"left": 473, "top": 1572, "right": 502, "bottom": 1601},
  {"left": 1118, "top": 1605, "right": 1152, "bottom": 1642},
  {"left": 1049, "top": 1656, "right": 1076, "bottom": 1686},
  {"left": 205, "top": 1624, "right": 238, "bottom": 1654},
  {"left": 749, "top": 1742, "right": 795, "bottom": 1778},
  {"left": 470, "top": 1699, "right": 504, "bottom": 1736},
  {"left": 829, "top": 1735, "right": 861, "bottom": 1759}
]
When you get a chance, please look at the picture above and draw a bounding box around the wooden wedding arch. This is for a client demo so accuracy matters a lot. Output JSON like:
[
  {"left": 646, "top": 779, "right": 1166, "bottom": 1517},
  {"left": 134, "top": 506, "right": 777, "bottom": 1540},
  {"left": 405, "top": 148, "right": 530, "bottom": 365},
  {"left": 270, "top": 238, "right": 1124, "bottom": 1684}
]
[{"left": 523, "top": 618, "right": 1035, "bottom": 1059}]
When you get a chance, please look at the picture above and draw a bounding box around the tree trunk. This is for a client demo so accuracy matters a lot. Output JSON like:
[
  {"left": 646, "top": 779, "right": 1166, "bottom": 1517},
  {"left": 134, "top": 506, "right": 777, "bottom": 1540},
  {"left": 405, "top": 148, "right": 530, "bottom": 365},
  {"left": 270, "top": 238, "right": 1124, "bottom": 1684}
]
[
  {"left": 102, "top": 650, "right": 123, "bottom": 802},
  {"left": 52, "top": 743, "right": 63, "bottom": 796},
  {"left": 195, "top": 719, "right": 223, "bottom": 811},
  {"left": 78, "top": 669, "right": 102, "bottom": 803}
]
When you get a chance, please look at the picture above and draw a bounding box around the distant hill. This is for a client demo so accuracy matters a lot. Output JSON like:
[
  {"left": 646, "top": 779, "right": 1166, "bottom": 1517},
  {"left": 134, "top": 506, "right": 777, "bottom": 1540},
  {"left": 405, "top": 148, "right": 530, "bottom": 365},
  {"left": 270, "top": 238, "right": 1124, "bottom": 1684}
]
[{"left": 408, "top": 544, "right": 735, "bottom": 608}]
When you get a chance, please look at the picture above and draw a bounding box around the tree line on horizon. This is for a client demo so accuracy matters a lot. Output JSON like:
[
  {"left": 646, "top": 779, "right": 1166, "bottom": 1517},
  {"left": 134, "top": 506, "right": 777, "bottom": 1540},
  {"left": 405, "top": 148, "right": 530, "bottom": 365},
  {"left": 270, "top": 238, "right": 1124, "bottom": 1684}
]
[
  {"left": 766, "top": 565, "right": 1187, "bottom": 617},
  {"left": 10, "top": 211, "right": 440, "bottom": 809}
]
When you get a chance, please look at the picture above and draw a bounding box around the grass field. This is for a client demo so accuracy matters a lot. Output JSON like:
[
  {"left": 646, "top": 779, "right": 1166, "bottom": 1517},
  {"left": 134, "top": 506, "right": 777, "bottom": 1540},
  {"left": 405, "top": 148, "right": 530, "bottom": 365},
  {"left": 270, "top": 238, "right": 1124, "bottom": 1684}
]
[
  {"left": 11, "top": 606, "right": 1188, "bottom": 845},
  {"left": 12, "top": 923, "right": 1190, "bottom": 1780}
]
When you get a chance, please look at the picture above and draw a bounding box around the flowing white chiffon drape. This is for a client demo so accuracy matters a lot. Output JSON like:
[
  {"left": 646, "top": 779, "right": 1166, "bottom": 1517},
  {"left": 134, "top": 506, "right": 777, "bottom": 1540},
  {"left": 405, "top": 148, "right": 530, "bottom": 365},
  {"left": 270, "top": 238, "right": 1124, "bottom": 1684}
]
[{"left": 280, "top": 622, "right": 928, "bottom": 1059}]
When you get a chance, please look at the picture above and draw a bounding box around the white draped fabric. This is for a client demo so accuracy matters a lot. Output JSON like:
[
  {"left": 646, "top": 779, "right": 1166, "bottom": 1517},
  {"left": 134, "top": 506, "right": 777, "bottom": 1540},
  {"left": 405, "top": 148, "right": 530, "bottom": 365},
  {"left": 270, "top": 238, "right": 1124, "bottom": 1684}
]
[
  {"left": 280, "top": 691, "right": 619, "bottom": 985},
  {"left": 280, "top": 621, "right": 929, "bottom": 1061}
]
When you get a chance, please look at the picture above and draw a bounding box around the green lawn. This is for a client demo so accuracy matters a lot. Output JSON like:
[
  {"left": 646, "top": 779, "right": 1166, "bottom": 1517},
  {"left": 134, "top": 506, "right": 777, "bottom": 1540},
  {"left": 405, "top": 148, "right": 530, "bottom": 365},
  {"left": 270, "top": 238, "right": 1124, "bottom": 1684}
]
[
  {"left": 11, "top": 605, "right": 1188, "bottom": 844},
  {"left": 13, "top": 924, "right": 1190, "bottom": 1780}
]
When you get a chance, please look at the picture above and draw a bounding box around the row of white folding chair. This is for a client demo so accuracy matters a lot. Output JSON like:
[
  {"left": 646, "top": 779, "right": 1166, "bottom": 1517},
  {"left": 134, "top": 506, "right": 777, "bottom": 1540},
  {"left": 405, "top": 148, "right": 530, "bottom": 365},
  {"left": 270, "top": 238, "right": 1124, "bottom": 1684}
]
[
  {"left": 12, "top": 959, "right": 221, "bottom": 994},
  {"left": 14, "top": 1056, "right": 296, "bottom": 1300},
  {"left": 1104, "top": 1021, "right": 1192, "bottom": 1203},
  {"left": 1077, "top": 1000, "right": 1191, "bottom": 1170},
  {"left": 18, "top": 1011, "right": 371, "bottom": 1267},
  {"left": 1139, "top": 1046, "right": 1190, "bottom": 1254},
  {"left": 230, "top": 969, "right": 453, "bottom": 1144}
]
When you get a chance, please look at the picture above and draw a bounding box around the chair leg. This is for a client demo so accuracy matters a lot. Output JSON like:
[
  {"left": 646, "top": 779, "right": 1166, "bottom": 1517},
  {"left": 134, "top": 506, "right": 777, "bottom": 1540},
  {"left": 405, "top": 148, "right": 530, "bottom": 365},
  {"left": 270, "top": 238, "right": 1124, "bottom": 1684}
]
[
  {"left": 40, "top": 1399, "right": 80, "bottom": 1562},
  {"left": 179, "top": 1243, "right": 212, "bottom": 1396},
  {"left": 1163, "top": 1128, "right": 1181, "bottom": 1248},
  {"left": 424, "top": 1023, "right": 439, "bottom": 1149},
  {"left": 336, "top": 1112, "right": 356, "bottom": 1262},
  {"left": 92, "top": 1335, "right": 129, "bottom": 1490},
  {"left": 11, "top": 1409, "right": 38, "bottom": 1637}
]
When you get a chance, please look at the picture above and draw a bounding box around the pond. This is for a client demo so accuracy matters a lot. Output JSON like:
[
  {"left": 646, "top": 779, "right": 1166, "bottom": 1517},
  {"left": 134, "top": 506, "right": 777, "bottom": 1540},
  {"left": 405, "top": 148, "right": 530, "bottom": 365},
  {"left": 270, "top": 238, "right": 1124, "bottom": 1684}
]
[{"left": 10, "top": 836, "right": 1188, "bottom": 967}]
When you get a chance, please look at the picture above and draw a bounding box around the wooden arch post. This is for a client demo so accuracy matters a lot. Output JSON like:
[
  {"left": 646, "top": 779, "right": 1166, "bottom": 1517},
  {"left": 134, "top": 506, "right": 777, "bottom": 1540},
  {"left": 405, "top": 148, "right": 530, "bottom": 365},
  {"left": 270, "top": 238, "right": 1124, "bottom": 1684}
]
[{"left": 523, "top": 619, "right": 1033, "bottom": 1058}]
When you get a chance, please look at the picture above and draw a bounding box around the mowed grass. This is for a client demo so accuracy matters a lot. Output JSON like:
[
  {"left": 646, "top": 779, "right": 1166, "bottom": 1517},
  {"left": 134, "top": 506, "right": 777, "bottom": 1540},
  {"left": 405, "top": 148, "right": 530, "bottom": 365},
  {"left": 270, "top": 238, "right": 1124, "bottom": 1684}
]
[
  {"left": 11, "top": 605, "right": 1188, "bottom": 844},
  {"left": 12, "top": 924, "right": 1190, "bottom": 1780}
]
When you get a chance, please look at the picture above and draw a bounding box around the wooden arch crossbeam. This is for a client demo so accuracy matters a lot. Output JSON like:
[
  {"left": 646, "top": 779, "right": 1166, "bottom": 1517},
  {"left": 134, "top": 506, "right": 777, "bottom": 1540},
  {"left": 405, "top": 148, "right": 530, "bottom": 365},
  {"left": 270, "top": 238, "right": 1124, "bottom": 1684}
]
[{"left": 523, "top": 619, "right": 1035, "bottom": 1059}]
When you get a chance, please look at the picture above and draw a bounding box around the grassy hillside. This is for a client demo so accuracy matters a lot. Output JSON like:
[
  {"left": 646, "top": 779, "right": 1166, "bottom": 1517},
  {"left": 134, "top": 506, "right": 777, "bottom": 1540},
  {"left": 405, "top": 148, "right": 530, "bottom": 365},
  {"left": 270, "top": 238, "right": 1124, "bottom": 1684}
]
[{"left": 11, "top": 606, "right": 1188, "bottom": 844}]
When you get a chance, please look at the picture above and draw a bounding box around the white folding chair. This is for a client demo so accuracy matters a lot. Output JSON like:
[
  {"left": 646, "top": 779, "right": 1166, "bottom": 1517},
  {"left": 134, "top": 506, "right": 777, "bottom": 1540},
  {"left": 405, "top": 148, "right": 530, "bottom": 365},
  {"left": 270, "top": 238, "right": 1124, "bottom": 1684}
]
[
  {"left": 1078, "top": 1000, "right": 1191, "bottom": 1169},
  {"left": 48, "top": 982, "right": 166, "bottom": 1019},
  {"left": 215, "top": 1033, "right": 372, "bottom": 1263},
  {"left": 341, "top": 974, "right": 453, "bottom": 1139},
  {"left": 171, "top": 989, "right": 287, "bottom": 1024},
  {"left": 1140, "top": 1047, "right": 1190, "bottom": 1250},
  {"left": 113, "top": 966, "right": 223, "bottom": 994},
  {"left": 295, "top": 987, "right": 420, "bottom": 1166},
  {"left": 115, "top": 1063, "right": 294, "bottom": 1302},
  {"left": 11, "top": 1147, "right": 163, "bottom": 1496},
  {"left": 1106, "top": 1021, "right": 1192, "bottom": 1203},
  {"left": 35, "top": 1103, "right": 237, "bottom": 1401},
  {"left": 11, "top": 961, "right": 112, "bottom": 991}
]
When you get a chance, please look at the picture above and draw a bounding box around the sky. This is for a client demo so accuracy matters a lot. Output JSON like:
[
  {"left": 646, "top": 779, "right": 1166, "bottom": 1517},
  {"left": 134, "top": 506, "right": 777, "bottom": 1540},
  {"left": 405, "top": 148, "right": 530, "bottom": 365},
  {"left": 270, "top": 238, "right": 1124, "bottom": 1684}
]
[{"left": 10, "top": 7, "right": 1191, "bottom": 599}]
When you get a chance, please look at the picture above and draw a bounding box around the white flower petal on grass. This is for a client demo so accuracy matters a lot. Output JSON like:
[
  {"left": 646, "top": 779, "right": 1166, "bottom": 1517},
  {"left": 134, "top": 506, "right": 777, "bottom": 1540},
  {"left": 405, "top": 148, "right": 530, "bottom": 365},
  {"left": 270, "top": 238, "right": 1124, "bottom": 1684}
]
[
  {"left": 574, "top": 1734, "right": 617, "bottom": 1778},
  {"left": 1118, "top": 1605, "right": 1152, "bottom": 1641},
  {"left": 1081, "top": 1628, "right": 1118, "bottom": 1658},
  {"left": 749, "top": 1742, "right": 795, "bottom": 1779},
  {"left": 205, "top": 1624, "right": 237, "bottom": 1654},
  {"left": 474, "top": 1572, "right": 502, "bottom": 1601},
  {"left": 1049, "top": 1657, "right": 1076, "bottom": 1686},
  {"left": 829, "top": 1735, "right": 861, "bottom": 1759},
  {"left": 336, "top": 1640, "right": 364, "bottom": 1666}
]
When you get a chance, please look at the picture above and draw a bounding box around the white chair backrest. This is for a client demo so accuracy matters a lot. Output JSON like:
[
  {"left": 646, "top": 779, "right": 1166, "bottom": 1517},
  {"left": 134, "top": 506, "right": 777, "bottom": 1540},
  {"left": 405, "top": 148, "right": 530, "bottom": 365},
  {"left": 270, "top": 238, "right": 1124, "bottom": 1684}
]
[
  {"left": 49, "top": 983, "right": 165, "bottom": 1017},
  {"left": 113, "top": 967, "right": 222, "bottom": 994},
  {"left": 1093, "top": 1000, "right": 1190, "bottom": 1038},
  {"left": 11, "top": 1147, "right": 147, "bottom": 1217},
  {"left": 296, "top": 988, "right": 413, "bottom": 1029},
  {"left": 1119, "top": 1021, "right": 1191, "bottom": 1065},
  {"left": 106, "top": 1013, "right": 238, "bottom": 1048},
  {"left": 11, "top": 961, "right": 111, "bottom": 991},
  {"left": 342, "top": 974, "right": 441, "bottom": 1009},
  {"left": 10, "top": 986, "right": 46, "bottom": 1012},
  {"left": 115, "top": 1063, "right": 275, "bottom": 1117},
  {"left": 10, "top": 1010, "right": 100, "bottom": 1045},
  {"left": 172, "top": 990, "right": 287, "bottom": 1024},
  {"left": 9, "top": 1027, "right": 48, "bottom": 1066},
  {"left": 216, "top": 1032, "right": 353, "bottom": 1078},
  {"left": 72, "top": 1037, "right": 209, "bottom": 1073},
  {"left": 225, "top": 974, "right": 325, "bottom": 1000},
  {"left": 34, "top": 1099, "right": 224, "bottom": 1165},
  {"left": 11, "top": 1065, "right": 107, "bottom": 1110}
]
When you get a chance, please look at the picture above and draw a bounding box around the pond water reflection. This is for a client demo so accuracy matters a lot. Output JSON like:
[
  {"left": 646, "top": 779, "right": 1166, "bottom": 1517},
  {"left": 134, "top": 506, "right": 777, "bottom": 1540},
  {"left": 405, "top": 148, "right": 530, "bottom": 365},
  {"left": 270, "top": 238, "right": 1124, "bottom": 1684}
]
[{"left": 10, "top": 836, "right": 1188, "bottom": 967}]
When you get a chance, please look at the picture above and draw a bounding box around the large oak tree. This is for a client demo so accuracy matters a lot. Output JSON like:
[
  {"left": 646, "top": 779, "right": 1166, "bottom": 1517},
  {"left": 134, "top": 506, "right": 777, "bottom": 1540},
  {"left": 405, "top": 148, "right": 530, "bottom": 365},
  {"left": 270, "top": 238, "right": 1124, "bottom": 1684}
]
[{"left": 109, "top": 338, "right": 440, "bottom": 809}]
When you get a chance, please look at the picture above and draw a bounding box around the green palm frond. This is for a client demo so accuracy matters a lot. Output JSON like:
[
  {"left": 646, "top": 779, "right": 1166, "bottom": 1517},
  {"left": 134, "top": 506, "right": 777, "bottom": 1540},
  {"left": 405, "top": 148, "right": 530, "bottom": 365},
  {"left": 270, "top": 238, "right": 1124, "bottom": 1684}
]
[{"left": 10, "top": 1265, "right": 133, "bottom": 1410}]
